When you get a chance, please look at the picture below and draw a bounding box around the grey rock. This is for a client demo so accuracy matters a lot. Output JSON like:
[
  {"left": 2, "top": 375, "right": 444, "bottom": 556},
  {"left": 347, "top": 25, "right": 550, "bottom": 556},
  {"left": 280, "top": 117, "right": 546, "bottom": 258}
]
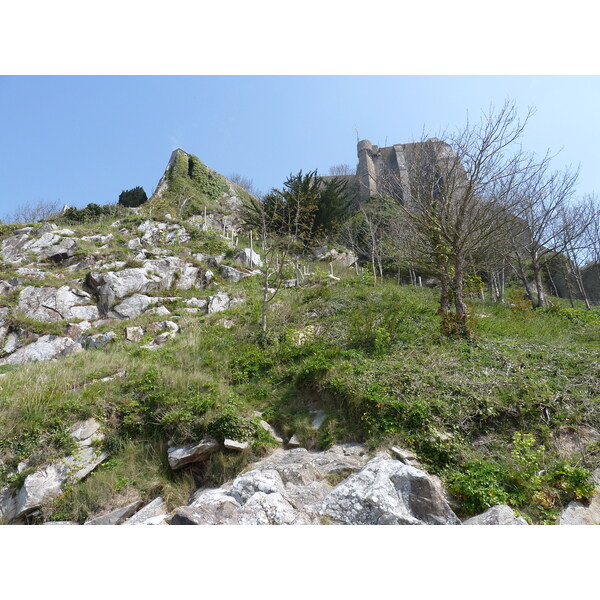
[
  {"left": 236, "top": 248, "right": 263, "bottom": 269},
  {"left": 84, "top": 500, "right": 144, "bottom": 525},
  {"left": 220, "top": 265, "right": 252, "bottom": 282},
  {"left": 144, "top": 306, "right": 171, "bottom": 317},
  {"left": 0, "top": 335, "right": 84, "bottom": 366},
  {"left": 287, "top": 435, "right": 302, "bottom": 448},
  {"left": 147, "top": 320, "right": 179, "bottom": 334},
  {"left": 167, "top": 438, "right": 220, "bottom": 470},
  {"left": 123, "top": 497, "right": 167, "bottom": 525},
  {"left": 224, "top": 439, "right": 249, "bottom": 451},
  {"left": 390, "top": 446, "right": 421, "bottom": 467},
  {"left": 0, "top": 486, "right": 18, "bottom": 523},
  {"left": 320, "top": 454, "right": 461, "bottom": 525},
  {"left": 40, "top": 237, "right": 78, "bottom": 262},
  {"left": 126, "top": 326, "right": 144, "bottom": 342},
  {"left": 463, "top": 504, "right": 528, "bottom": 525},
  {"left": 17, "top": 285, "right": 100, "bottom": 322},
  {"left": 112, "top": 294, "right": 158, "bottom": 319},
  {"left": 207, "top": 292, "right": 230, "bottom": 314},
  {"left": 83, "top": 332, "right": 115, "bottom": 350},
  {"left": 70, "top": 418, "right": 101, "bottom": 442}
]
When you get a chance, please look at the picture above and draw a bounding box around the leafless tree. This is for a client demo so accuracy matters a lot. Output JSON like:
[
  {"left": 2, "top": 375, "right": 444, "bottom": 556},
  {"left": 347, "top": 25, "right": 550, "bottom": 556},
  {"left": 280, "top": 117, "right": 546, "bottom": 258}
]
[
  {"left": 510, "top": 166, "right": 581, "bottom": 307},
  {"left": 329, "top": 164, "right": 354, "bottom": 176},
  {"left": 228, "top": 173, "right": 258, "bottom": 197},
  {"left": 554, "top": 195, "right": 598, "bottom": 308},
  {"left": 7, "top": 199, "right": 62, "bottom": 224},
  {"left": 379, "top": 101, "right": 548, "bottom": 336}
]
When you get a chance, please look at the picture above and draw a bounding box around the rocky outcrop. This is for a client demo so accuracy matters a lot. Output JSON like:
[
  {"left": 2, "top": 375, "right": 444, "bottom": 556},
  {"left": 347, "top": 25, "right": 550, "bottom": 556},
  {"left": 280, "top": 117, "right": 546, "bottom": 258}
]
[
  {"left": 170, "top": 445, "right": 461, "bottom": 526},
  {"left": 17, "top": 286, "right": 99, "bottom": 322},
  {"left": 220, "top": 265, "right": 255, "bottom": 283},
  {"left": 87, "top": 257, "right": 202, "bottom": 301},
  {"left": 0, "top": 335, "right": 84, "bottom": 366},
  {"left": 320, "top": 454, "right": 460, "bottom": 525}
]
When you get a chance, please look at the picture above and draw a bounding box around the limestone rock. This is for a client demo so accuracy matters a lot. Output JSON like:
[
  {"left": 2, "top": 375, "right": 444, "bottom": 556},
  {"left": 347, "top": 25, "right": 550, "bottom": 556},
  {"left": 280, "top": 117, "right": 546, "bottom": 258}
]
[
  {"left": 207, "top": 292, "right": 230, "bottom": 314},
  {"left": 112, "top": 294, "right": 158, "bottom": 319},
  {"left": 236, "top": 248, "right": 263, "bottom": 269},
  {"left": 0, "top": 335, "right": 84, "bottom": 366},
  {"left": 287, "top": 434, "right": 301, "bottom": 448},
  {"left": 167, "top": 438, "right": 220, "bottom": 470},
  {"left": 0, "top": 486, "right": 18, "bottom": 523},
  {"left": 320, "top": 454, "right": 461, "bottom": 525},
  {"left": 126, "top": 326, "right": 144, "bottom": 342},
  {"left": 39, "top": 237, "right": 78, "bottom": 262},
  {"left": 224, "top": 439, "right": 249, "bottom": 451},
  {"left": 123, "top": 497, "right": 167, "bottom": 525},
  {"left": 220, "top": 265, "right": 252, "bottom": 283},
  {"left": 83, "top": 332, "right": 115, "bottom": 350},
  {"left": 463, "top": 504, "right": 528, "bottom": 525},
  {"left": 390, "top": 446, "right": 421, "bottom": 467},
  {"left": 147, "top": 320, "right": 179, "bottom": 334},
  {"left": 84, "top": 500, "right": 144, "bottom": 525},
  {"left": 17, "top": 285, "right": 100, "bottom": 322}
]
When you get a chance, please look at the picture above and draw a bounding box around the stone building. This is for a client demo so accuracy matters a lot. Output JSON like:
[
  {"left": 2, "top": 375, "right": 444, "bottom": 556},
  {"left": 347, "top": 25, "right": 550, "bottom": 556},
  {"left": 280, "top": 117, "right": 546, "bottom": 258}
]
[{"left": 326, "top": 138, "right": 459, "bottom": 204}]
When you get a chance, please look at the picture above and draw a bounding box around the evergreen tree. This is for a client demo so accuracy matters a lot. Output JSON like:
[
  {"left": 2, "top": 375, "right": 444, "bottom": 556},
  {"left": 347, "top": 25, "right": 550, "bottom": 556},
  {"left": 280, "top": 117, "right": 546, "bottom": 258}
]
[{"left": 118, "top": 186, "right": 148, "bottom": 208}]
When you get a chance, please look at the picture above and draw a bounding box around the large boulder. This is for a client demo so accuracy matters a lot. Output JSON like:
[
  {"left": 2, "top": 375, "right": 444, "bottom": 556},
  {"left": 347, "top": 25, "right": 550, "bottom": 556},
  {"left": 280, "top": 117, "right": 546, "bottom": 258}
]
[
  {"left": 17, "top": 286, "right": 100, "bottom": 322},
  {"left": 0, "top": 335, "right": 84, "bottom": 365},
  {"left": 320, "top": 454, "right": 461, "bottom": 525}
]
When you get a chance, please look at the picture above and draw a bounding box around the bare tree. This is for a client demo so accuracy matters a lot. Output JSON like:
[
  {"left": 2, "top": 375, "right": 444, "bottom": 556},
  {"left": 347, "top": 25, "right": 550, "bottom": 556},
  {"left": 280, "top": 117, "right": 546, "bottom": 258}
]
[
  {"left": 554, "top": 196, "right": 598, "bottom": 308},
  {"left": 7, "top": 199, "right": 62, "bottom": 224},
  {"left": 510, "top": 166, "right": 580, "bottom": 307},
  {"left": 328, "top": 164, "right": 354, "bottom": 176},
  {"left": 228, "top": 173, "right": 258, "bottom": 197},
  {"left": 380, "top": 101, "right": 548, "bottom": 336}
]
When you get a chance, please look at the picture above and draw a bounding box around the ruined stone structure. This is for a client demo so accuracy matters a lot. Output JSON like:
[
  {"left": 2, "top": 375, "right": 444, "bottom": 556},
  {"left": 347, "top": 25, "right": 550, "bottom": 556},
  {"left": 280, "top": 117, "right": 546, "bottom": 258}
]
[{"left": 327, "top": 138, "right": 457, "bottom": 204}]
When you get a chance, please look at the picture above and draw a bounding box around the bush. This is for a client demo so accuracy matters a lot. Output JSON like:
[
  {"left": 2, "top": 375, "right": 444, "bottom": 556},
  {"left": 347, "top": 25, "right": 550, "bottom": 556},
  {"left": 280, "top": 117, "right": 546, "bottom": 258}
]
[{"left": 118, "top": 187, "right": 148, "bottom": 208}]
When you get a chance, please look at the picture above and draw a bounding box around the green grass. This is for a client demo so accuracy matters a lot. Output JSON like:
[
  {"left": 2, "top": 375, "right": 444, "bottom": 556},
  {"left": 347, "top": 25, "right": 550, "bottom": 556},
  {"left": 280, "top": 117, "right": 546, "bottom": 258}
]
[{"left": 2, "top": 215, "right": 599, "bottom": 522}]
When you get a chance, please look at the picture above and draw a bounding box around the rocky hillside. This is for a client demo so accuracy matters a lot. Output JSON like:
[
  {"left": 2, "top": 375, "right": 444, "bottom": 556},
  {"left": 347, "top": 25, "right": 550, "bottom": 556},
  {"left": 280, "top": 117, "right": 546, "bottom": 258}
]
[{"left": 1, "top": 150, "right": 599, "bottom": 526}]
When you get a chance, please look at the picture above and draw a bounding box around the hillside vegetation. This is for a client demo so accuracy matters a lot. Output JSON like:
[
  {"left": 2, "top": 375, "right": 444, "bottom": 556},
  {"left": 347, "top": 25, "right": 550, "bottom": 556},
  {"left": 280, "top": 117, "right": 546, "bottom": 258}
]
[
  {"left": 0, "top": 211, "right": 598, "bottom": 523},
  {"left": 1, "top": 134, "right": 599, "bottom": 525}
]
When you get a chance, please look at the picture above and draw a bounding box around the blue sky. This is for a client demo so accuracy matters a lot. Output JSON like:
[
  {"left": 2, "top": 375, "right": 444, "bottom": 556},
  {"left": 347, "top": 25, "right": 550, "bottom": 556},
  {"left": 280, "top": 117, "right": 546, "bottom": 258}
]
[{"left": 1, "top": 76, "right": 599, "bottom": 220}]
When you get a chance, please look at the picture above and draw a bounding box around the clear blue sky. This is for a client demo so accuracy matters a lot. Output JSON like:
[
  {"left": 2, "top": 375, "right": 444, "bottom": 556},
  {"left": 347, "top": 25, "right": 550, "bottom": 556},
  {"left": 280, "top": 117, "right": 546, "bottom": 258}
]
[{"left": 1, "top": 76, "right": 599, "bottom": 220}]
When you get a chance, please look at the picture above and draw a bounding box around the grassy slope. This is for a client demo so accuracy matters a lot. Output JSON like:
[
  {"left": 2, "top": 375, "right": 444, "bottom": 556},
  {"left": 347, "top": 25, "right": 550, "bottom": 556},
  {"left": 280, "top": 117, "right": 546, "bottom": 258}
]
[{"left": 1, "top": 253, "right": 599, "bottom": 523}]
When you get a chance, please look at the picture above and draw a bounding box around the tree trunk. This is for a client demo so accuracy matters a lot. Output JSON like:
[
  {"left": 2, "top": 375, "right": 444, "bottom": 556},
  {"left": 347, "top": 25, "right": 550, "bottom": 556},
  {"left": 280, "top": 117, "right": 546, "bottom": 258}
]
[
  {"left": 532, "top": 255, "right": 547, "bottom": 307},
  {"left": 259, "top": 268, "right": 270, "bottom": 344}
]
